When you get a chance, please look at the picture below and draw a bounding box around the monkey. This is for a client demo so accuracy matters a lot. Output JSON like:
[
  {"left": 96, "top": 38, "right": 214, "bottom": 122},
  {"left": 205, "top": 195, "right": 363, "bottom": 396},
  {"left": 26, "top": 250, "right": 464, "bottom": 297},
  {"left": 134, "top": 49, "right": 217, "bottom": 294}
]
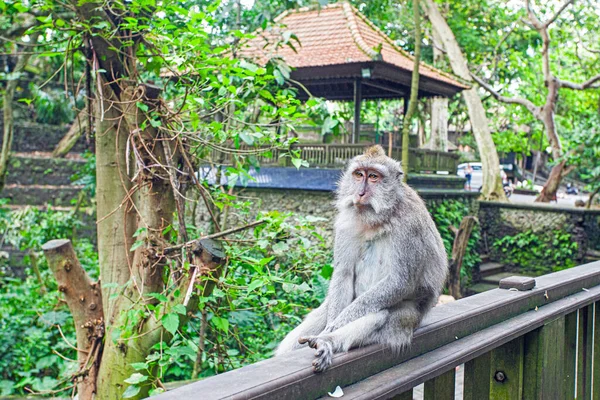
[{"left": 275, "top": 145, "right": 448, "bottom": 373}]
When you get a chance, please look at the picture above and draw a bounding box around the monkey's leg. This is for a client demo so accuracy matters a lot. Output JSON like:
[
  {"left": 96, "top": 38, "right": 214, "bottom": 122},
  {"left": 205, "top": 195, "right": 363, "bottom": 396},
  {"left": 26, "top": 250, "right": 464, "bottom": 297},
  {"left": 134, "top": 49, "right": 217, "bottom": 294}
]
[
  {"left": 275, "top": 301, "right": 328, "bottom": 356},
  {"left": 372, "top": 302, "right": 421, "bottom": 350},
  {"left": 299, "top": 310, "right": 389, "bottom": 372}
]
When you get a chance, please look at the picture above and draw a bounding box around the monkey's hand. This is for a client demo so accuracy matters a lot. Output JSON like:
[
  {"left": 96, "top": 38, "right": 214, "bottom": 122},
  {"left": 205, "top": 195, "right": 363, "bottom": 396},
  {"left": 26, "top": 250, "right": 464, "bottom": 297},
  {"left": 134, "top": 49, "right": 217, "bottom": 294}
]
[{"left": 298, "top": 335, "right": 334, "bottom": 373}]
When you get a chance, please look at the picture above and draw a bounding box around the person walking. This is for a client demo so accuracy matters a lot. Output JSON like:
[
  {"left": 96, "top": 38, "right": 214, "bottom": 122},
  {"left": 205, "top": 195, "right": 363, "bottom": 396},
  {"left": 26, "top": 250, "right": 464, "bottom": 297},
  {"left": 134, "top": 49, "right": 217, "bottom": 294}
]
[{"left": 465, "top": 163, "right": 473, "bottom": 191}]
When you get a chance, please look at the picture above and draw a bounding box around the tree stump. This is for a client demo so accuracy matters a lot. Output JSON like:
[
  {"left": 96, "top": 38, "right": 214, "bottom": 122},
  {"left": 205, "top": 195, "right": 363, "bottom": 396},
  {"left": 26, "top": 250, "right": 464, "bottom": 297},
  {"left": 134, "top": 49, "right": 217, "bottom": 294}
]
[{"left": 42, "top": 239, "right": 104, "bottom": 398}]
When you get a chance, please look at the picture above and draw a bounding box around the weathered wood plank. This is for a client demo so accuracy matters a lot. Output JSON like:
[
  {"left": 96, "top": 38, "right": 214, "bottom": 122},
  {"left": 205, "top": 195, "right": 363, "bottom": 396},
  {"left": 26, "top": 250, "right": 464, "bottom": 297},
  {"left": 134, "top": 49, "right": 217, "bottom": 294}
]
[
  {"left": 155, "top": 263, "right": 600, "bottom": 400},
  {"left": 489, "top": 337, "right": 524, "bottom": 399},
  {"left": 523, "top": 316, "right": 565, "bottom": 400},
  {"left": 424, "top": 369, "right": 455, "bottom": 400},
  {"left": 389, "top": 389, "right": 413, "bottom": 400},
  {"left": 464, "top": 352, "right": 491, "bottom": 400},
  {"left": 564, "top": 311, "right": 577, "bottom": 400},
  {"left": 578, "top": 306, "right": 593, "bottom": 400}
]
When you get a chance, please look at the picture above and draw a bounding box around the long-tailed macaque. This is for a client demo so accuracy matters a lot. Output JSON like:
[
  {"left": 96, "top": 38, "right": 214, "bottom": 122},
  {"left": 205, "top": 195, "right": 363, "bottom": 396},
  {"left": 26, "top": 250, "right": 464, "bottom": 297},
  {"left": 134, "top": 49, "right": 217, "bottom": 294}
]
[{"left": 276, "top": 145, "right": 448, "bottom": 372}]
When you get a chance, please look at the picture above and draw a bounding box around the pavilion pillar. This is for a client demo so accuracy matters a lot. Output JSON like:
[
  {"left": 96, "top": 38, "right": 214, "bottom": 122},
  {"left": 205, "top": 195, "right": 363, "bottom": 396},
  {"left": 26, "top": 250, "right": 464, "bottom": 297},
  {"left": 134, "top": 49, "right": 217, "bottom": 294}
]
[{"left": 353, "top": 79, "right": 362, "bottom": 144}]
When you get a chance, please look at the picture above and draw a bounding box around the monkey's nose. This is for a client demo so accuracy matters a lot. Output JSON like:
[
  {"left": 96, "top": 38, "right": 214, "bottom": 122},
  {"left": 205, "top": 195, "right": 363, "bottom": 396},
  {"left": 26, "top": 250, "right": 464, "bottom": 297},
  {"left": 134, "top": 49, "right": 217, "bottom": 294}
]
[{"left": 358, "top": 190, "right": 366, "bottom": 197}]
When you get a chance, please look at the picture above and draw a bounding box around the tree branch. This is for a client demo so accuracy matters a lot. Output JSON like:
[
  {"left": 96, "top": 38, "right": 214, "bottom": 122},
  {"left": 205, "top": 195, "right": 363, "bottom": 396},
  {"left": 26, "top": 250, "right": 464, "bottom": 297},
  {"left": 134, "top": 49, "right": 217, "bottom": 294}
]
[
  {"left": 558, "top": 73, "right": 600, "bottom": 90},
  {"left": 544, "top": 0, "right": 574, "bottom": 28},
  {"left": 470, "top": 72, "right": 541, "bottom": 117}
]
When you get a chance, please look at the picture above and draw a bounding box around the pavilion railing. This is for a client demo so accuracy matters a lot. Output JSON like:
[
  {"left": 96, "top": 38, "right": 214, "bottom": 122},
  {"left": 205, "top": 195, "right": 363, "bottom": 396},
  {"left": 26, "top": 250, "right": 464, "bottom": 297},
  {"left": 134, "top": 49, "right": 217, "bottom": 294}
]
[
  {"left": 211, "top": 144, "right": 460, "bottom": 174},
  {"left": 154, "top": 260, "right": 600, "bottom": 400}
]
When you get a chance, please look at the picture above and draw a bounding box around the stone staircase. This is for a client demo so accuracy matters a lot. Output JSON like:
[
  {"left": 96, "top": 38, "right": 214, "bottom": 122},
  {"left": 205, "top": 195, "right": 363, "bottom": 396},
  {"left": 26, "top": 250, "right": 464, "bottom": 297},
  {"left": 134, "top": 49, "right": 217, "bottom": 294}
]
[
  {"left": 467, "top": 258, "right": 531, "bottom": 295},
  {"left": 0, "top": 120, "right": 92, "bottom": 275}
]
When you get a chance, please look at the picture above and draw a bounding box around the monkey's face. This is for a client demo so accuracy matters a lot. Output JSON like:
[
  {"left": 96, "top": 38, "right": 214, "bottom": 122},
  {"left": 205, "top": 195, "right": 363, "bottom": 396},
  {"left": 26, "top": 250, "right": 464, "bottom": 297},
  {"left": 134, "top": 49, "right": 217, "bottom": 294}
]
[{"left": 351, "top": 167, "right": 383, "bottom": 207}]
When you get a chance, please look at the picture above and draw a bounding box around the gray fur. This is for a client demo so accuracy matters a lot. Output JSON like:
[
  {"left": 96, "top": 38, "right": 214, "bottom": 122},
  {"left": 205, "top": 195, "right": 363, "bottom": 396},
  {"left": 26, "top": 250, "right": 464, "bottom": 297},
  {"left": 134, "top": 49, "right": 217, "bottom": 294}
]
[{"left": 276, "top": 146, "right": 448, "bottom": 372}]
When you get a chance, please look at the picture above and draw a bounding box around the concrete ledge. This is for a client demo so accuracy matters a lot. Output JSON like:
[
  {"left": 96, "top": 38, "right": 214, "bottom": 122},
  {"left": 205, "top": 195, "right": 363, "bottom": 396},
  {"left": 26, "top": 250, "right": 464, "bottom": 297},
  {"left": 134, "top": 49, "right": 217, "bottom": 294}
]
[{"left": 480, "top": 200, "right": 600, "bottom": 215}]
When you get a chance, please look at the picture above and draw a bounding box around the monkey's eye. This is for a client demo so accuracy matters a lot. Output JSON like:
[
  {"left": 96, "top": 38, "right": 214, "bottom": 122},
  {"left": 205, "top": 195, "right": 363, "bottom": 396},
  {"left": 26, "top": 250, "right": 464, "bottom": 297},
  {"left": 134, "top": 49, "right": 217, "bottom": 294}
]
[
  {"left": 368, "top": 173, "right": 379, "bottom": 181},
  {"left": 353, "top": 170, "right": 364, "bottom": 179}
]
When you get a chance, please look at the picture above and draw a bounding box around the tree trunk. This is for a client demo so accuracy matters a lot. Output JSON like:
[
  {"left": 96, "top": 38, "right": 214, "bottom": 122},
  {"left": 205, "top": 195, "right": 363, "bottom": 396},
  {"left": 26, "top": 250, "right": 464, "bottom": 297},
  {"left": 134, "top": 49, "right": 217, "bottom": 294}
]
[
  {"left": 422, "top": 0, "right": 506, "bottom": 200},
  {"left": 587, "top": 185, "right": 600, "bottom": 209},
  {"left": 427, "top": 21, "right": 449, "bottom": 152},
  {"left": 52, "top": 106, "right": 92, "bottom": 157},
  {"left": 0, "top": 39, "right": 37, "bottom": 192},
  {"left": 42, "top": 239, "right": 104, "bottom": 398},
  {"left": 448, "top": 216, "right": 478, "bottom": 299},
  {"left": 401, "top": 0, "right": 422, "bottom": 181},
  {"left": 428, "top": 97, "right": 449, "bottom": 151},
  {"left": 535, "top": 85, "right": 564, "bottom": 202}
]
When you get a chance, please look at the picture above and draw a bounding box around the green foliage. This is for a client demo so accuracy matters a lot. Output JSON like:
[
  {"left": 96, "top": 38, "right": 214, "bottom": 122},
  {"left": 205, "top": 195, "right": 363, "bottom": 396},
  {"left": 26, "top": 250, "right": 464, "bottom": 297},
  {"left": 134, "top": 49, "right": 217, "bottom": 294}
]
[
  {"left": 493, "top": 230, "right": 578, "bottom": 275},
  {"left": 30, "top": 86, "right": 84, "bottom": 125},
  {"left": 429, "top": 199, "right": 480, "bottom": 284},
  {"left": 120, "top": 211, "right": 332, "bottom": 393},
  {"left": 0, "top": 204, "right": 97, "bottom": 396}
]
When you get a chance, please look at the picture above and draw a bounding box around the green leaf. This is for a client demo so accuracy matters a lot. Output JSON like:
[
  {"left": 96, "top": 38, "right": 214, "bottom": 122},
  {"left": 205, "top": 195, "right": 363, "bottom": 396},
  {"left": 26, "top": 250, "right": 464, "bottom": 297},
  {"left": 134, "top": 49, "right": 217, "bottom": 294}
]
[
  {"left": 161, "top": 313, "right": 179, "bottom": 335},
  {"left": 173, "top": 304, "right": 187, "bottom": 315},
  {"left": 131, "top": 362, "right": 148, "bottom": 371},
  {"left": 212, "top": 316, "right": 229, "bottom": 333},
  {"left": 124, "top": 373, "right": 148, "bottom": 385},
  {"left": 122, "top": 385, "right": 141, "bottom": 398},
  {"left": 130, "top": 240, "right": 144, "bottom": 251},
  {"left": 136, "top": 102, "right": 149, "bottom": 112}
]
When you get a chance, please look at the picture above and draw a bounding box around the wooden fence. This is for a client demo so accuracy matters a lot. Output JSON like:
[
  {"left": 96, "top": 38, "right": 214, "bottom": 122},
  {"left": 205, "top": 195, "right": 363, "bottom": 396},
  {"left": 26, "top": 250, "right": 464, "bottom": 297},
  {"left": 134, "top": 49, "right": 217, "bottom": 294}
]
[
  {"left": 155, "top": 260, "right": 600, "bottom": 400},
  {"left": 212, "top": 144, "right": 460, "bottom": 174}
]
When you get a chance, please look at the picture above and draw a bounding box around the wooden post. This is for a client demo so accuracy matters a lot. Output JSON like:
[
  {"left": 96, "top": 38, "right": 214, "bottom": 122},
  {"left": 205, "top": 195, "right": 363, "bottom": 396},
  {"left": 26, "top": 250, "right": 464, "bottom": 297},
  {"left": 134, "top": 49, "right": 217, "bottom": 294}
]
[
  {"left": 489, "top": 337, "right": 524, "bottom": 399},
  {"left": 464, "top": 352, "right": 491, "bottom": 400},
  {"left": 593, "top": 303, "right": 600, "bottom": 400},
  {"left": 353, "top": 79, "right": 362, "bottom": 144},
  {"left": 564, "top": 311, "right": 577, "bottom": 400},
  {"left": 42, "top": 239, "right": 104, "bottom": 399},
  {"left": 424, "top": 369, "right": 455, "bottom": 400},
  {"left": 523, "top": 317, "right": 566, "bottom": 399},
  {"left": 577, "top": 306, "right": 593, "bottom": 400}
]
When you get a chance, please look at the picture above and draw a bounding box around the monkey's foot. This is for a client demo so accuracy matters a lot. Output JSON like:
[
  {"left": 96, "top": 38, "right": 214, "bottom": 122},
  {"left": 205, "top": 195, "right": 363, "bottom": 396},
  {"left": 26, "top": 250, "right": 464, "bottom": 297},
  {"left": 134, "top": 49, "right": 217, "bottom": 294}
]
[{"left": 298, "top": 335, "right": 334, "bottom": 373}]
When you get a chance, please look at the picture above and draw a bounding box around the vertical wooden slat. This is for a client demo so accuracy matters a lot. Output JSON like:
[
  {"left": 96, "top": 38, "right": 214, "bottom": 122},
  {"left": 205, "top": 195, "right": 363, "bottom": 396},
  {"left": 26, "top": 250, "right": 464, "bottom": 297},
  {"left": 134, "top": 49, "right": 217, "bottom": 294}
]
[
  {"left": 593, "top": 302, "right": 600, "bottom": 400},
  {"left": 390, "top": 389, "right": 413, "bottom": 400},
  {"left": 464, "top": 352, "right": 491, "bottom": 400},
  {"left": 523, "top": 316, "right": 566, "bottom": 399},
  {"left": 579, "top": 306, "right": 594, "bottom": 400},
  {"left": 565, "top": 311, "right": 578, "bottom": 400},
  {"left": 424, "top": 368, "right": 455, "bottom": 400},
  {"left": 489, "top": 337, "right": 524, "bottom": 400}
]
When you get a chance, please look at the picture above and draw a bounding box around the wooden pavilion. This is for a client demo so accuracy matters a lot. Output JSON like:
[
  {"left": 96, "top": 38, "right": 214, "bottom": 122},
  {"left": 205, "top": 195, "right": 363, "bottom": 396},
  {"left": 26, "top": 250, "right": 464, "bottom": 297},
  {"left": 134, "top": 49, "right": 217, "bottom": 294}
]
[{"left": 239, "top": 2, "right": 468, "bottom": 143}]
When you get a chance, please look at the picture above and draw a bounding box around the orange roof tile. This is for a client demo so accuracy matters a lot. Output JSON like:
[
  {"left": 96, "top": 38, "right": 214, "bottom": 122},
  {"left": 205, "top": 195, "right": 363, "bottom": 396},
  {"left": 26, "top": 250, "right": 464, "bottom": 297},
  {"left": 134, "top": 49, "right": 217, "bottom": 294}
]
[{"left": 239, "top": 2, "right": 468, "bottom": 92}]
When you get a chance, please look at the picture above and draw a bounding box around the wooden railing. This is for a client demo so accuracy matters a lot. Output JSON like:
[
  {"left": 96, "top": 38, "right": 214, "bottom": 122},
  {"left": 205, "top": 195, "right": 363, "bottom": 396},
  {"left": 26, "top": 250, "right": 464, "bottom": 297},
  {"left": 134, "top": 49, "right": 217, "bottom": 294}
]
[
  {"left": 155, "top": 260, "right": 600, "bottom": 400},
  {"left": 211, "top": 144, "right": 460, "bottom": 173}
]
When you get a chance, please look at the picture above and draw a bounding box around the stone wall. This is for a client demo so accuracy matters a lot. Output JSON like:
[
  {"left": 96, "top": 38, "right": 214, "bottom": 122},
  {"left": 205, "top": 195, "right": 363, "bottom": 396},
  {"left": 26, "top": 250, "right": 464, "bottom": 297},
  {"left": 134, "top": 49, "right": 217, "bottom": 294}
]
[
  {"left": 192, "top": 188, "right": 478, "bottom": 244},
  {"left": 479, "top": 201, "right": 600, "bottom": 264}
]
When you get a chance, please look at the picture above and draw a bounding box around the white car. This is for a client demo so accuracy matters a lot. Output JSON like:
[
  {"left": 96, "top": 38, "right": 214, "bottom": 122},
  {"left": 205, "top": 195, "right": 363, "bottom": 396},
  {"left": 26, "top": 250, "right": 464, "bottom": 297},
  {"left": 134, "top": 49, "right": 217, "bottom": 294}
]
[{"left": 457, "top": 162, "right": 482, "bottom": 191}]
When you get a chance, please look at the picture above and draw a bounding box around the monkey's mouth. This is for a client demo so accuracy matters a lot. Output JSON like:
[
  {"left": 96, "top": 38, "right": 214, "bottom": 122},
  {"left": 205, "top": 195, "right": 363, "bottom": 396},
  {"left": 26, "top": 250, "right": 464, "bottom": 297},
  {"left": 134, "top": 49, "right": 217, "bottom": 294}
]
[{"left": 353, "top": 196, "right": 371, "bottom": 208}]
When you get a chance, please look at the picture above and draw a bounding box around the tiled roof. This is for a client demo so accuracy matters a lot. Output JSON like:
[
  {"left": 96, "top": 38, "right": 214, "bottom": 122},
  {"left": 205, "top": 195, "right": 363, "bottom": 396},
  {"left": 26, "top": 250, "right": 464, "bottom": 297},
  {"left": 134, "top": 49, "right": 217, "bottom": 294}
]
[{"left": 239, "top": 2, "right": 468, "bottom": 90}]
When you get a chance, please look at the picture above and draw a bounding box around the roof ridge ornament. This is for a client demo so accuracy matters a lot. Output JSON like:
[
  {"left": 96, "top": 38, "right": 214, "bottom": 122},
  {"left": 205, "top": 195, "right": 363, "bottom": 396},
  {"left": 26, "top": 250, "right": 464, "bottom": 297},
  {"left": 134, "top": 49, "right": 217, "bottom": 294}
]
[{"left": 342, "top": 2, "right": 382, "bottom": 61}]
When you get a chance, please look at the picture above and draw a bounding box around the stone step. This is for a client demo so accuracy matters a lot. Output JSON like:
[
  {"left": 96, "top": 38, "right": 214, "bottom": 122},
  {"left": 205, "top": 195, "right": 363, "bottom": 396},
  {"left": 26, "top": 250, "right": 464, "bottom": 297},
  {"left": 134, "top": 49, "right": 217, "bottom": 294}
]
[
  {"left": 479, "top": 262, "right": 505, "bottom": 277},
  {"left": 466, "top": 282, "right": 498, "bottom": 295},
  {"left": 1, "top": 184, "right": 83, "bottom": 206},
  {"left": 0, "top": 120, "right": 88, "bottom": 153},
  {"left": 481, "top": 272, "right": 527, "bottom": 285},
  {"left": 7, "top": 153, "right": 86, "bottom": 186}
]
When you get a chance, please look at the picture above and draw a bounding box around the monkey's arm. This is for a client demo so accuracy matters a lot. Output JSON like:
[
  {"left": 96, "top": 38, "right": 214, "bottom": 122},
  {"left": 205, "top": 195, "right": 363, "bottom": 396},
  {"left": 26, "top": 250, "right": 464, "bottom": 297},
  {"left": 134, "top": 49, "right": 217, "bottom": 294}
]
[
  {"left": 325, "top": 267, "right": 354, "bottom": 324},
  {"left": 325, "top": 274, "right": 411, "bottom": 332}
]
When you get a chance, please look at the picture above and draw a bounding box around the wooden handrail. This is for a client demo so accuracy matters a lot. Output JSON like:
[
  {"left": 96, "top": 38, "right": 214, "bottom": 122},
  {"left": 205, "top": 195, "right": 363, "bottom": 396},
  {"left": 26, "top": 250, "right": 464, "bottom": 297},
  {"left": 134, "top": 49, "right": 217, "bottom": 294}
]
[
  {"left": 210, "top": 144, "right": 460, "bottom": 173},
  {"left": 154, "top": 260, "right": 600, "bottom": 399}
]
